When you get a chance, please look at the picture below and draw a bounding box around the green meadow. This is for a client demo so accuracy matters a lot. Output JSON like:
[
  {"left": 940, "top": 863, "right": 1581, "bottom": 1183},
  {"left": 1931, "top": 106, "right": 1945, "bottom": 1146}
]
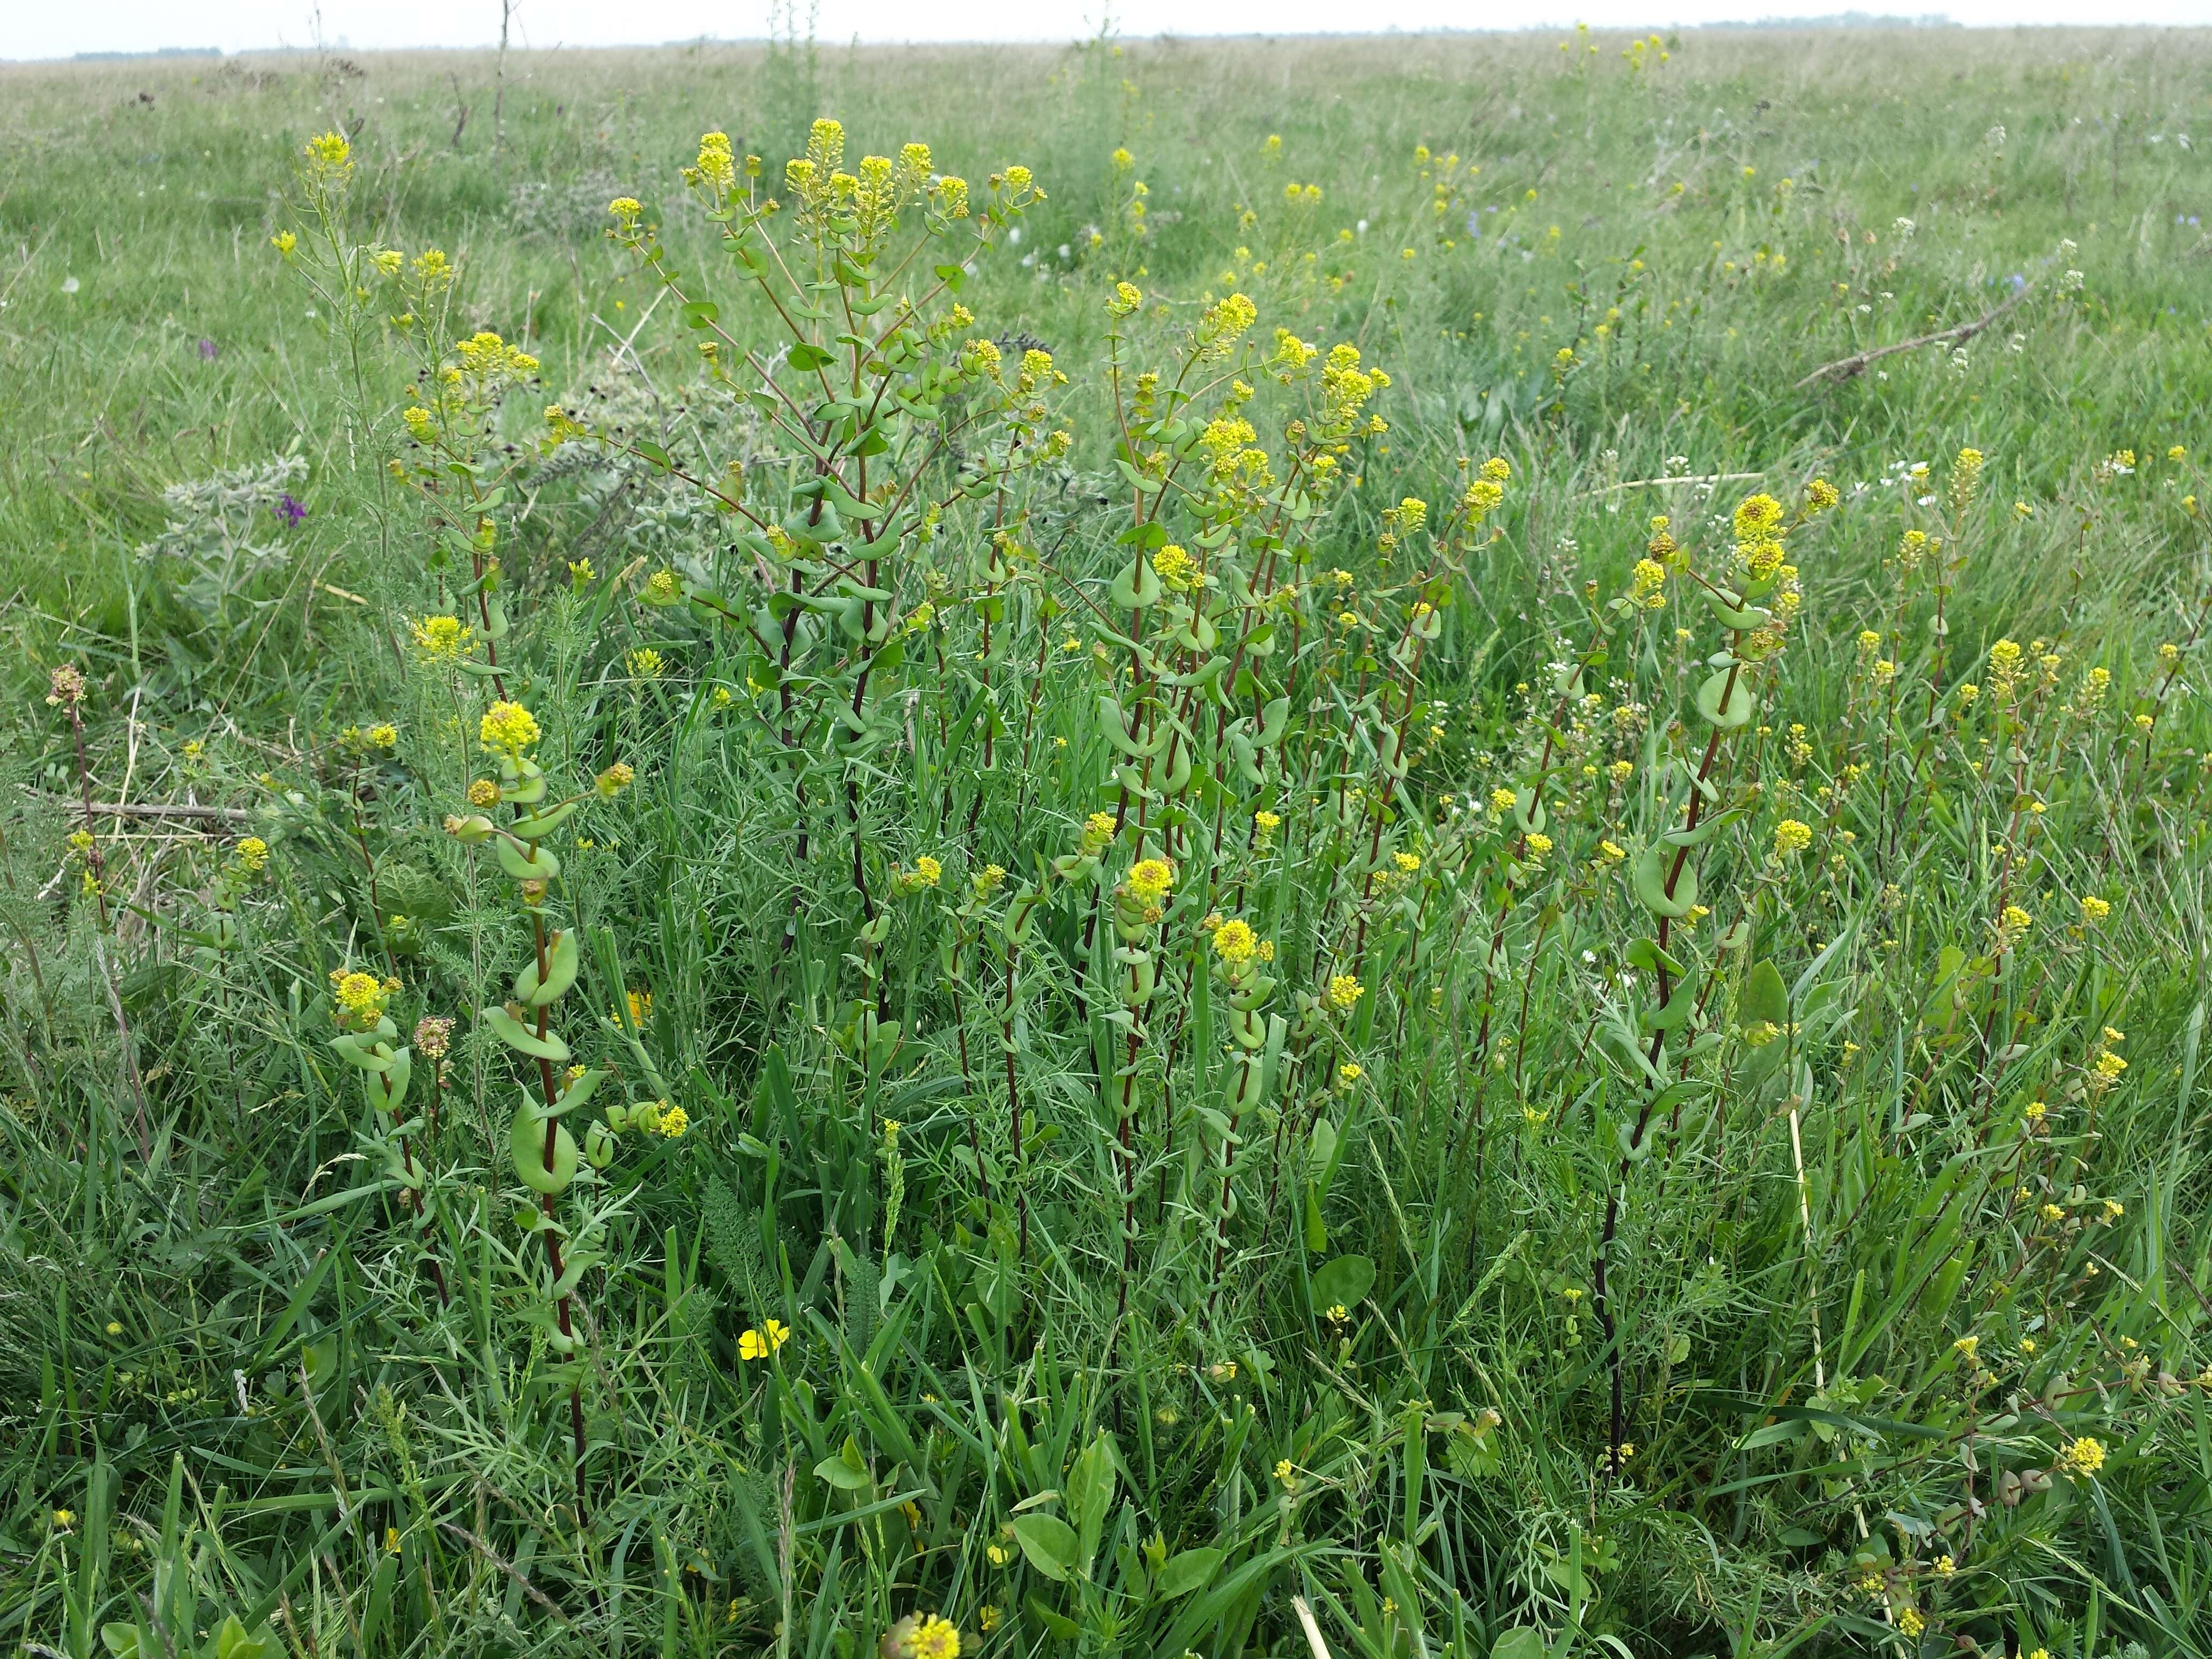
[{"left": 3, "top": 22, "right": 2212, "bottom": 1659}]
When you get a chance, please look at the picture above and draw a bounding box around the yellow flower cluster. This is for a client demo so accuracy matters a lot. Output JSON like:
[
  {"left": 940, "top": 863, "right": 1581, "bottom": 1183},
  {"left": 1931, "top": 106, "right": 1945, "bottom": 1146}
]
[
  {"left": 1153, "top": 544, "right": 1195, "bottom": 589},
  {"left": 410, "top": 614, "right": 473, "bottom": 664},
  {"left": 1212, "top": 918, "right": 1259, "bottom": 964},
  {"left": 2059, "top": 1435, "right": 2106, "bottom": 1477},
  {"left": 1126, "top": 858, "right": 1174, "bottom": 906},
  {"left": 453, "top": 329, "right": 539, "bottom": 381},
  {"left": 330, "top": 968, "right": 390, "bottom": 1029},
  {"left": 479, "top": 699, "right": 542, "bottom": 757}
]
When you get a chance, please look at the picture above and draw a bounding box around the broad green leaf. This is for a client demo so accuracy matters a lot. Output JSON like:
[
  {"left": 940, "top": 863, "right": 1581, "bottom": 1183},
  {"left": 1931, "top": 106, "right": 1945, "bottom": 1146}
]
[
  {"left": 482, "top": 1004, "right": 571, "bottom": 1063},
  {"left": 1008, "top": 1512, "right": 1079, "bottom": 1581},
  {"left": 1154, "top": 1546, "right": 1221, "bottom": 1600},
  {"left": 1696, "top": 666, "right": 1754, "bottom": 729},
  {"left": 515, "top": 928, "right": 581, "bottom": 1007},
  {"left": 1311, "top": 1254, "right": 1377, "bottom": 1311},
  {"left": 509, "top": 1103, "right": 579, "bottom": 1195},
  {"left": 1740, "top": 960, "right": 1790, "bottom": 1029},
  {"left": 1632, "top": 844, "right": 1699, "bottom": 918}
]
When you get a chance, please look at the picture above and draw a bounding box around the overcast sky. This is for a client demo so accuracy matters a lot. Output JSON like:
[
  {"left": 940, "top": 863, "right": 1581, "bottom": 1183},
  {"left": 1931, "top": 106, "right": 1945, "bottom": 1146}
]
[{"left": 13, "top": 0, "right": 2207, "bottom": 61}]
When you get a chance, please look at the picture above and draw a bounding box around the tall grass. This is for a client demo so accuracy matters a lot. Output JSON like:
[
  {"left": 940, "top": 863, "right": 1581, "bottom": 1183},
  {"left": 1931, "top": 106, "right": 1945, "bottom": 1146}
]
[{"left": 4, "top": 24, "right": 2212, "bottom": 1659}]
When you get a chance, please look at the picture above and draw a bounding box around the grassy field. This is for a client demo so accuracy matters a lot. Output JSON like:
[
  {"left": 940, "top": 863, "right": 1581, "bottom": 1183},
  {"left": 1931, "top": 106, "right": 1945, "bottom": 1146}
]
[{"left": 5, "top": 21, "right": 2212, "bottom": 1659}]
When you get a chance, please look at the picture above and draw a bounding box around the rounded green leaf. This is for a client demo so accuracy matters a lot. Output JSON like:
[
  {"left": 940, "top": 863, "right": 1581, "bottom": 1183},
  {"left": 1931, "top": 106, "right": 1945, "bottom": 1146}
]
[
  {"left": 1740, "top": 960, "right": 1790, "bottom": 1030},
  {"left": 1696, "top": 667, "right": 1755, "bottom": 729},
  {"left": 496, "top": 838, "right": 561, "bottom": 883},
  {"left": 510, "top": 1104, "right": 579, "bottom": 1195},
  {"left": 1632, "top": 844, "right": 1699, "bottom": 918},
  {"left": 515, "top": 928, "right": 581, "bottom": 1007},
  {"left": 1311, "top": 1253, "right": 1377, "bottom": 1310},
  {"left": 482, "top": 1004, "right": 571, "bottom": 1064},
  {"left": 1008, "top": 1513, "right": 1079, "bottom": 1581}
]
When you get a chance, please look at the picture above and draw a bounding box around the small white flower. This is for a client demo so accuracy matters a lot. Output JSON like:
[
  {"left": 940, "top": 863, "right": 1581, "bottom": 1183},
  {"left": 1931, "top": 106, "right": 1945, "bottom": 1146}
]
[{"left": 61, "top": 276, "right": 80, "bottom": 294}]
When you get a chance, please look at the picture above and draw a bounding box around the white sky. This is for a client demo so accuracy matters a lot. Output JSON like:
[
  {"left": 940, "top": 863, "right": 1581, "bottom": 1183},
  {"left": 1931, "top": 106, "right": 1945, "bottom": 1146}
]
[{"left": 11, "top": 0, "right": 2207, "bottom": 61}]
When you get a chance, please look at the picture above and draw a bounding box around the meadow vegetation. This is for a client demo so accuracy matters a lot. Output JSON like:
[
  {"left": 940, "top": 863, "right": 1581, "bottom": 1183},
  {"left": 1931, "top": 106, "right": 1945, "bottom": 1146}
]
[{"left": 4, "top": 21, "right": 2212, "bottom": 1659}]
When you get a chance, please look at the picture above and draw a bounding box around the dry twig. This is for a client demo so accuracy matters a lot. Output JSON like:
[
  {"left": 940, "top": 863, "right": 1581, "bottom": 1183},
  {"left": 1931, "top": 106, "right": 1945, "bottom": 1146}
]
[{"left": 1797, "top": 281, "right": 2036, "bottom": 388}]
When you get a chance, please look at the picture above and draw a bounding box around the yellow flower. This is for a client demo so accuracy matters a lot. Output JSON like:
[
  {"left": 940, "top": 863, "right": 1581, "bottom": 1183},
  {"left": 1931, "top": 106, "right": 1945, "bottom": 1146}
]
[
  {"left": 1774, "top": 819, "right": 1812, "bottom": 857},
  {"left": 1393, "top": 851, "right": 1421, "bottom": 874},
  {"left": 1489, "top": 787, "right": 1519, "bottom": 813},
  {"left": 1326, "top": 974, "right": 1366, "bottom": 1011},
  {"left": 385, "top": 1526, "right": 401, "bottom": 1555},
  {"left": 236, "top": 836, "right": 270, "bottom": 873},
  {"left": 1126, "top": 858, "right": 1174, "bottom": 905},
  {"left": 596, "top": 762, "right": 635, "bottom": 798},
  {"left": 1153, "top": 544, "right": 1195, "bottom": 590},
  {"left": 1523, "top": 832, "right": 1553, "bottom": 861},
  {"left": 657, "top": 1104, "right": 690, "bottom": 1138},
  {"left": 1274, "top": 1458, "right": 1297, "bottom": 1489},
  {"left": 738, "top": 1319, "right": 790, "bottom": 1361},
  {"left": 911, "top": 1615, "right": 960, "bottom": 1659},
  {"left": 1213, "top": 919, "right": 1258, "bottom": 964},
  {"left": 2080, "top": 894, "right": 2110, "bottom": 922},
  {"left": 332, "top": 969, "right": 386, "bottom": 1022},
  {"left": 693, "top": 131, "right": 737, "bottom": 191},
  {"left": 627, "top": 647, "right": 666, "bottom": 679},
  {"left": 53, "top": 1509, "right": 76, "bottom": 1530},
  {"left": 467, "top": 778, "right": 500, "bottom": 808},
  {"left": 1731, "top": 493, "right": 1784, "bottom": 541},
  {"left": 304, "top": 130, "right": 352, "bottom": 170},
  {"left": 410, "top": 614, "right": 473, "bottom": 664},
  {"left": 915, "top": 855, "right": 943, "bottom": 887},
  {"left": 367, "top": 724, "right": 398, "bottom": 749},
  {"left": 1896, "top": 1608, "right": 1925, "bottom": 1638},
  {"left": 106, "top": 1321, "right": 122, "bottom": 1335},
  {"left": 271, "top": 230, "right": 297, "bottom": 257},
  {"left": 2060, "top": 1435, "right": 2106, "bottom": 1477},
  {"left": 479, "top": 700, "right": 541, "bottom": 757},
  {"left": 1254, "top": 809, "right": 1282, "bottom": 839},
  {"left": 977, "top": 1605, "right": 1000, "bottom": 1633}
]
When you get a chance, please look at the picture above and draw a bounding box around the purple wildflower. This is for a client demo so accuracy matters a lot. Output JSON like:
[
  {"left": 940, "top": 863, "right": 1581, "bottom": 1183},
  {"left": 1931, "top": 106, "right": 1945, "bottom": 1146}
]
[
  {"left": 197, "top": 338, "right": 219, "bottom": 360},
  {"left": 274, "top": 494, "right": 308, "bottom": 526}
]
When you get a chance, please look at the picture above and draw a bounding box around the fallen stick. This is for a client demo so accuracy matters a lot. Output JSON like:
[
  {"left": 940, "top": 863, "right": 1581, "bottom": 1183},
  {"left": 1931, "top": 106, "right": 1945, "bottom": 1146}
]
[
  {"left": 1797, "top": 281, "right": 2036, "bottom": 388},
  {"left": 18, "top": 788, "right": 252, "bottom": 823}
]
